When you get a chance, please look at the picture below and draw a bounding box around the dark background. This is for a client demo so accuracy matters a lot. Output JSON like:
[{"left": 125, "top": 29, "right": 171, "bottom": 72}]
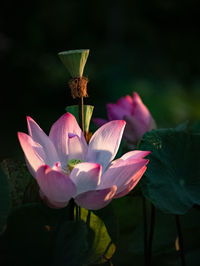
[{"left": 1, "top": 0, "right": 200, "bottom": 160}]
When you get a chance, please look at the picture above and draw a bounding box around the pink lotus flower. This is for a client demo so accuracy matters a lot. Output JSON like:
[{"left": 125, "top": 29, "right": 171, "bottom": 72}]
[
  {"left": 93, "top": 92, "right": 156, "bottom": 146},
  {"left": 18, "top": 113, "right": 149, "bottom": 210}
]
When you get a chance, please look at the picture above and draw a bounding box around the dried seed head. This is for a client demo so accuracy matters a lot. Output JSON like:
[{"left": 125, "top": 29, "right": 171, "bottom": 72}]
[{"left": 68, "top": 76, "right": 88, "bottom": 98}]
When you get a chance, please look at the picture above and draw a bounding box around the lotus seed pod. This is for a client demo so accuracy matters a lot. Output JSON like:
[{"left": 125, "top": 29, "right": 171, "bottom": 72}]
[{"left": 58, "top": 49, "right": 89, "bottom": 78}]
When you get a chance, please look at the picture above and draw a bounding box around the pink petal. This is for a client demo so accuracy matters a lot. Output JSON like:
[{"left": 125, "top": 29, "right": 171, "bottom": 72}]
[
  {"left": 36, "top": 164, "right": 76, "bottom": 205},
  {"left": 123, "top": 114, "right": 148, "bottom": 143},
  {"left": 93, "top": 118, "right": 108, "bottom": 127},
  {"left": 39, "top": 190, "right": 69, "bottom": 208},
  {"left": 18, "top": 132, "right": 45, "bottom": 177},
  {"left": 100, "top": 156, "right": 149, "bottom": 194},
  {"left": 114, "top": 166, "right": 147, "bottom": 198},
  {"left": 68, "top": 135, "right": 88, "bottom": 161},
  {"left": 120, "top": 93, "right": 155, "bottom": 144},
  {"left": 107, "top": 103, "right": 131, "bottom": 120},
  {"left": 27, "top": 116, "right": 59, "bottom": 167},
  {"left": 116, "top": 95, "right": 134, "bottom": 113},
  {"left": 49, "top": 113, "right": 86, "bottom": 165},
  {"left": 149, "top": 117, "right": 157, "bottom": 131},
  {"left": 120, "top": 150, "right": 150, "bottom": 160},
  {"left": 70, "top": 162, "right": 102, "bottom": 195},
  {"left": 74, "top": 186, "right": 117, "bottom": 210},
  {"left": 132, "top": 92, "right": 152, "bottom": 126},
  {"left": 86, "top": 120, "right": 126, "bottom": 171}
]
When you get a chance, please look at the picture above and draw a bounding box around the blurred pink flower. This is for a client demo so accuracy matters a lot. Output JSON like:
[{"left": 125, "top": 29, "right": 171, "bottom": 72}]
[
  {"left": 18, "top": 113, "right": 149, "bottom": 210},
  {"left": 93, "top": 92, "right": 156, "bottom": 147}
]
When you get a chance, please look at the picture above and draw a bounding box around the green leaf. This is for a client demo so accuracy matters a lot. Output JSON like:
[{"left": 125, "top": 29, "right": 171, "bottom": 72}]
[
  {"left": 1, "top": 159, "right": 33, "bottom": 207},
  {"left": 22, "top": 177, "right": 41, "bottom": 204},
  {"left": 93, "top": 203, "right": 118, "bottom": 244},
  {"left": 177, "top": 248, "right": 200, "bottom": 266},
  {"left": 53, "top": 220, "right": 88, "bottom": 266},
  {"left": 0, "top": 167, "right": 11, "bottom": 234},
  {"left": 131, "top": 209, "right": 177, "bottom": 256},
  {"left": 58, "top": 49, "right": 89, "bottom": 78},
  {"left": 130, "top": 206, "right": 200, "bottom": 259},
  {"left": 66, "top": 105, "right": 94, "bottom": 133},
  {"left": 189, "top": 120, "right": 200, "bottom": 133},
  {"left": 175, "top": 121, "right": 189, "bottom": 131},
  {"left": 139, "top": 128, "right": 200, "bottom": 214},
  {"left": 2, "top": 203, "right": 115, "bottom": 266},
  {"left": 2, "top": 203, "right": 71, "bottom": 266},
  {"left": 78, "top": 208, "right": 116, "bottom": 265}
]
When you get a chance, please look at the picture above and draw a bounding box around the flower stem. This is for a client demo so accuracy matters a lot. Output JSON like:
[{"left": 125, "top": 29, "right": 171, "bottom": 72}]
[
  {"left": 142, "top": 196, "right": 148, "bottom": 266},
  {"left": 69, "top": 199, "right": 75, "bottom": 220},
  {"left": 79, "top": 96, "right": 85, "bottom": 133},
  {"left": 77, "top": 96, "right": 84, "bottom": 222},
  {"left": 78, "top": 206, "right": 81, "bottom": 220},
  {"left": 148, "top": 203, "right": 155, "bottom": 266},
  {"left": 175, "top": 215, "right": 186, "bottom": 266},
  {"left": 75, "top": 205, "right": 79, "bottom": 221},
  {"left": 86, "top": 210, "right": 91, "bottom": 226}
]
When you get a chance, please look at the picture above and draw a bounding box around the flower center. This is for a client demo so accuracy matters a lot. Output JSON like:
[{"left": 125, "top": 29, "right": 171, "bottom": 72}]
[{"left": 67, "top": 159, "right": 84, "bottom": 172}]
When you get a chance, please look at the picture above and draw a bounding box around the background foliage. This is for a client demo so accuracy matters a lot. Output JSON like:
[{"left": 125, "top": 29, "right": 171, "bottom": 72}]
[
  {"left": 1, "top": 1, "right": 200, "bottom": 265},
  {"left": 1, "top": 0, "right": 200, "bottom": 159}
]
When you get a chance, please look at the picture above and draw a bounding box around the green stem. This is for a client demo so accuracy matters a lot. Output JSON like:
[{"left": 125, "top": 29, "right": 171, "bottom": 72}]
[
  {"left": 76, "top": 97, "right": 85, "bottom": 222},
  {"left": 142, "top": 196, "right": 148, "bottom": 266},
  {"left": 75, "top": 205, "right": 79, "bottom": 221},
  {"left": 69, "top": 199, "right": 75, "bottom": 220},
  {"left": 148, "top": 204, "right": 155, "bottom": 266},
  {"left": 79, "top": 96, "right": 84, "bottom": 133},
  {"left": 175, "top": 215, "right": 186, "bottom": 266},
  {"left": 78, "top": 206, "right": 81, "bottom": 220},
  {"left": 86, "top": 210, "right": 91, "bottom": 226}
]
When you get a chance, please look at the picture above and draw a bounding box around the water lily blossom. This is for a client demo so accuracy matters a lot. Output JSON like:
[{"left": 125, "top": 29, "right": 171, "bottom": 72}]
[
  {"left": 18, "top": 113, "right": 149, "bottom": 210},
  {"left": 93, "top": 92, "right": 156, "bottom": 147}
]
